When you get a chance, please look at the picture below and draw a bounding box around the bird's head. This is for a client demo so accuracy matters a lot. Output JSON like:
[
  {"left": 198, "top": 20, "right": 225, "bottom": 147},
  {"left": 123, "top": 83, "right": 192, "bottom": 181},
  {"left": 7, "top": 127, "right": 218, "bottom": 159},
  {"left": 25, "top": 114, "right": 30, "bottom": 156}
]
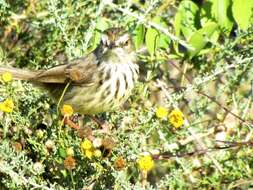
[{"left": 101, "top": 28, "right": 134, "bottom": 53}]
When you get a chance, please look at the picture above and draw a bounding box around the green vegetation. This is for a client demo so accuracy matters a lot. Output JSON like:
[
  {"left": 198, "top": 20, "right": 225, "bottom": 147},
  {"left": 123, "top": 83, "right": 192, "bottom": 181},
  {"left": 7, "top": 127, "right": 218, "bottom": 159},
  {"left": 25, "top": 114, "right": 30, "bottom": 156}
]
[{"left": 0, "top": 0, "right": 253, "bottom": 189}]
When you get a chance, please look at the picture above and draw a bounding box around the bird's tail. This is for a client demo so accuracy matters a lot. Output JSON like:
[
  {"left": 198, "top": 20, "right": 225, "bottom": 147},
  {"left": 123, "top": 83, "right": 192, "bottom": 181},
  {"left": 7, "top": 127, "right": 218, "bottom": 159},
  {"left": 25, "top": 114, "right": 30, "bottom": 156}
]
[{"left": 0, "top": 66, "right": 38, "bottom": 81}]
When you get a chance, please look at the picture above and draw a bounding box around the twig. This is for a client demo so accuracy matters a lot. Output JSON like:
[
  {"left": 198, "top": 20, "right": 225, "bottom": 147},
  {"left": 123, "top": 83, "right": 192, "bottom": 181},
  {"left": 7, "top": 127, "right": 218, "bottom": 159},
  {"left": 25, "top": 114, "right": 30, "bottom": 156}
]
[
  {"left": 105, "top": 1, "right": 193, "bottom": 50},
  {"left": 156, "top": 79, "right": 224, "bottom": 174},
  {"left": 198, "top": 91, "right": 250, "bottom": 125},
  {"left": 154, "top": 141, "right": 245, "bottom": 160},
  {"left": 228, "top": 179, "right": 253, "bottom": 189},
  {"left": 168, "top": 59, "right": 253, "bottom": 126},
  {"left": 188, "top": 126, "right": 224, "bottom": 174}
]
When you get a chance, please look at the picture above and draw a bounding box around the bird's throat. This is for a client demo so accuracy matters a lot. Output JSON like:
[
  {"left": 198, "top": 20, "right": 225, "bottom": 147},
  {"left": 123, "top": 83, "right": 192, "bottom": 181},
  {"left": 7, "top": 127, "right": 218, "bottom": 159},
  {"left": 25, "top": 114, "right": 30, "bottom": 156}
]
[{"left": 102, "top": 47, "right": 134, "bottom": 64}]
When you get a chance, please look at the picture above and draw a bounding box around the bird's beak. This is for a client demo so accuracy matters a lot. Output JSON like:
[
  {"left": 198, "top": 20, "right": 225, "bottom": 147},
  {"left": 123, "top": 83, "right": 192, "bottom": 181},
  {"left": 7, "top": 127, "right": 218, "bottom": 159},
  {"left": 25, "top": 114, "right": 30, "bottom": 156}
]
[{"left": 108, "top": 42, "right": 116, "bottom": 49}]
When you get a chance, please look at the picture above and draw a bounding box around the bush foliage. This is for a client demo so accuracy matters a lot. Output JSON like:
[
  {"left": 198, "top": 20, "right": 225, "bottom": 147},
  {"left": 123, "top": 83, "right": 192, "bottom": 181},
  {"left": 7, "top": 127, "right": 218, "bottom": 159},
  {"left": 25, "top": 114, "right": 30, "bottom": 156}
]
[{"left": 0, "top": 0, "right": 253, "bottom": 189}]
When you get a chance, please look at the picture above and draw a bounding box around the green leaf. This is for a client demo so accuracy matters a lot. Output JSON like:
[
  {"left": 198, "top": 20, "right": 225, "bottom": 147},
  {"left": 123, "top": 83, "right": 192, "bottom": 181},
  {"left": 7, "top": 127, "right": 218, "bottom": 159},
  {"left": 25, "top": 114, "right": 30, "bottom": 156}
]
[
  {"left": 232, "top": 0, "right": 253, "bottom": 30},
  {"left": 145, "top": 27, "right": 159, "bottom": 56},
  {"left": 174, "top": 9, "right": 182, "bottom": 37},
  {"left": 211, "top": 0, "right": 233, "bottom": 35},
  {"left": 158, "top": 33, "right": 170, "bottom": 49},
  {"left": 145, "top": 17, "right": 170, "bottom": 56},
  {"left": 200, "top": 0, "right": 213, "bottom": 27},
  {"left": 173, "top": 12, "right": 183, "bottom": 55},
  {"left": 96, "top": 17, "right": 109, "bottom": 31},
  {"left": 188, "top": 22, "right": 218, "bottom": 58},
  {"left": 87, "top": 18, "right": 109, "bottom": 53},
  {"left": 176, "top": 0, "right": 199, "bottom": 40},
  {"left": 61, "top": 170, "right": 68, "bottom": 177},
  {"left": 58, "top": 147, "right": 67, "bottom": 158},
  {"left": 200, "top": 0, "right": 220, "bottom": 44},
  {"left": 87, "top": 31, "right": 101, "bottom": 53},
  {"left": 133, "top": 24, "right": 145, "bottom": 50}
]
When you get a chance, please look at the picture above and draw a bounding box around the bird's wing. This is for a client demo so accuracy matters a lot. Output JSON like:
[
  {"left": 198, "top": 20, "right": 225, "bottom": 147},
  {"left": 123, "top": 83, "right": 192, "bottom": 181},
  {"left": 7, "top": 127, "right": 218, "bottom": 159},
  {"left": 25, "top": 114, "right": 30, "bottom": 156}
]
[{"left": 33, "top": 53, "right": 99, "bottom": 85}]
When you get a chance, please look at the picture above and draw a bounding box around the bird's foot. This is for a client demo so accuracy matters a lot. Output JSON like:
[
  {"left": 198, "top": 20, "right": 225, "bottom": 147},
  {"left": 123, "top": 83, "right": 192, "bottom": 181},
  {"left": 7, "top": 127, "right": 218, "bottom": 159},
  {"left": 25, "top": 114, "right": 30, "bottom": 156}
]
[
  {"left": 64, "top": 117, "right": 81, "bottom": 130},
  {"left": 90, "top": 116, "right": 112, "bottom": 133},
  {"left": 63, "top": 115, "right": 112, "bottom": 135}
]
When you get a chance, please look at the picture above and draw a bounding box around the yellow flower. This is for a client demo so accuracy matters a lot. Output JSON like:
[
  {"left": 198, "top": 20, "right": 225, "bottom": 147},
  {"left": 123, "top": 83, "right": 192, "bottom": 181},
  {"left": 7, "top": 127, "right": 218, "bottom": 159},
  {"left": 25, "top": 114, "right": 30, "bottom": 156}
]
[
  {"left": 0, "top": 98, "right": 14, "bottom": 113},
  {"left": 81, "top": 139, "right": 93, "bottom": 150},
  {"left": 84, "top": 149, "right": 93, "bottom": 159},
  {"left": 61, "top": 104, "right": 73, "bottom": 116},
  {"left": 66, "top": 147, "right": 74, "bottom": 156},
  {"left": 2, "top": 72, "right": 12, "bottom": 82},
  {"left": 137, "top": 155, "right": 154, "bottom": 171},
  {"left": 168, "top": 109, "right": 184, "bottom": 128},
  {"left": 156, "top": 106, "right": 168, "bottom": 119},
  {"left": 94, "top": 149, "right": 102, "bottom": 158}
]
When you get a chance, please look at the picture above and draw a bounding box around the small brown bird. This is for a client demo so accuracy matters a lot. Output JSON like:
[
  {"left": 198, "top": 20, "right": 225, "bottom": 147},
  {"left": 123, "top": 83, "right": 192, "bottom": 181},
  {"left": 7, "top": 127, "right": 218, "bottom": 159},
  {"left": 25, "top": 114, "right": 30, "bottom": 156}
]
[{"left": 0, "top": 28, "right": 139, "bottom": 114}]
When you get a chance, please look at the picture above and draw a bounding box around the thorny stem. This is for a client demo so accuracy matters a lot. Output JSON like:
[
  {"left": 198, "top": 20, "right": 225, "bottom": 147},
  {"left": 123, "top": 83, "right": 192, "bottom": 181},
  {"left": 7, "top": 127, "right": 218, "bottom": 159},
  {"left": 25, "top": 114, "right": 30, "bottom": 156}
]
[
  {"left": 153, "top": 140, "right": 253, "bottom": 160},
  {"left": 197, "top": 91, "right": 249, "bottom": 124}
]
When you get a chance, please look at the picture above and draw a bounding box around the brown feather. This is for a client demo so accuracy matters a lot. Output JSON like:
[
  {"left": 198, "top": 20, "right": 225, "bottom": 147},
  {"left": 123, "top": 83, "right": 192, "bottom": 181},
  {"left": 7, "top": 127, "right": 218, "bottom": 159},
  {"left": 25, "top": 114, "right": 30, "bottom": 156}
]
[
  {"left": 0, "top": 53, "right": 99, "bottom": 85},
  {"left": 34, "top": 53, "right": 99, "bottom": 84},
  {"left": 0, "top": 66, "right": 38, "bottom": 80}
]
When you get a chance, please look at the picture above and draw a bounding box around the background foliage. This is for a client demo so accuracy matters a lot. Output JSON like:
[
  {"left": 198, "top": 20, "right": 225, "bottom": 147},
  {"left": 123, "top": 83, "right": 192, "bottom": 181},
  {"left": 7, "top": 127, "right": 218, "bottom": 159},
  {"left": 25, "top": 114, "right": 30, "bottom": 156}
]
[{"left": 0, "top": 0, "right": 253, "bottom": 189}]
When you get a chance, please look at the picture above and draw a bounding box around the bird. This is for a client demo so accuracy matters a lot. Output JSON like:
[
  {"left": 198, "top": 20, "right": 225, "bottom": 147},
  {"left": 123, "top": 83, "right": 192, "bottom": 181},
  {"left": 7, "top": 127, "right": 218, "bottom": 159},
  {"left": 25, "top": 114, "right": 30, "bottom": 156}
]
[{"left": 0, "top": 28, "right": 139, "bottom": 115}]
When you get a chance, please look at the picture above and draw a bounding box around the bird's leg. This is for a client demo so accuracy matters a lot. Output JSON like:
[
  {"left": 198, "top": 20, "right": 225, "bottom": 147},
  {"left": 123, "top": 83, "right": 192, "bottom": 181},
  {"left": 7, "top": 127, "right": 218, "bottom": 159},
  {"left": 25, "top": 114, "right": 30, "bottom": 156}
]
[
  {"left": 90, "top": 116, "right": 104, "bottom": 126},
  {"left": 63, "top": 114, "right": 111, "bottom": 134},
  {"left": 90, "top": 116, "right": 111, "bottom": 133},
  {"left": 64, "top": 117, "right": 95, "bottom": 140},
  {"left": 64, "top": 116, "right": 81, "bottom": 130}
]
